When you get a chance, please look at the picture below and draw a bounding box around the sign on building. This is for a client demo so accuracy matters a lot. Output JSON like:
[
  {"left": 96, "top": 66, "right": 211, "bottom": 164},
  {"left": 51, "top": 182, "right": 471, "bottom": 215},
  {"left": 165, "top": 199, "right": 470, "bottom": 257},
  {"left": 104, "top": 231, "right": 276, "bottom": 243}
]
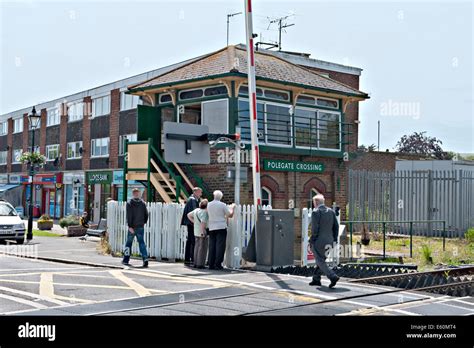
[
  {"left": 263, "top": 159, "right": 325, "bottom": 173},
  {"left": 86, "top": 171, "right": 113, "bottom": 185}
]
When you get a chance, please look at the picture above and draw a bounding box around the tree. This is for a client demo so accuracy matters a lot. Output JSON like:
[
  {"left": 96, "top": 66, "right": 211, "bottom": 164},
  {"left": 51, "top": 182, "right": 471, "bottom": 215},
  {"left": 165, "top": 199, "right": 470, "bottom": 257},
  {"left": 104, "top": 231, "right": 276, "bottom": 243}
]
[
  {"left": 357, "top": 143, "right": 377, "bottom": 152},
  {"left": 395, "top": 132, "right": 452, "bottom": 159}
]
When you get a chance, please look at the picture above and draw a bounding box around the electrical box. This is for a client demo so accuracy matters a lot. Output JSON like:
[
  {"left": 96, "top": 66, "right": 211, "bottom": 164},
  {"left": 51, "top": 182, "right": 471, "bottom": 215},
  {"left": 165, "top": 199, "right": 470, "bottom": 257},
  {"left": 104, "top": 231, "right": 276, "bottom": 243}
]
[{"left": 256, "top": 209, "right": 294, "bottom": 271}]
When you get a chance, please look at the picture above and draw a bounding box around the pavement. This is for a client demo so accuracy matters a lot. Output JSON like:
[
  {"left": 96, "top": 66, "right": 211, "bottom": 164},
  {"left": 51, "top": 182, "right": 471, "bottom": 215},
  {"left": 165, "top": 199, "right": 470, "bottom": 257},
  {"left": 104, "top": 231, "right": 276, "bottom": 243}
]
[
  {"left": 23, "top": 219, "right": 68, "bottom": 236},
  {"left": 0, "top": 235, "right": 473, "bottom": 316}
]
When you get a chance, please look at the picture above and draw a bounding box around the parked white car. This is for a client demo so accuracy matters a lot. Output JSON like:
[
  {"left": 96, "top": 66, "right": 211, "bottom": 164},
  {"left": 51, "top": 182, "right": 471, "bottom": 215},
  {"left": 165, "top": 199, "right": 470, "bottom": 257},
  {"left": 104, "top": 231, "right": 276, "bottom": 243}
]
[{"left": 0, "top": 200, "right": 26, "bottom": 244}]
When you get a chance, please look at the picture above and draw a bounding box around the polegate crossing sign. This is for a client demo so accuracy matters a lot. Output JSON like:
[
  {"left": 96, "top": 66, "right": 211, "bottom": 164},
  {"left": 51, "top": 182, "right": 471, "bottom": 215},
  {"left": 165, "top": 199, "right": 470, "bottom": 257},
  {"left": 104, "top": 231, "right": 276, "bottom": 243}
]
[{"left": 263, "top": 159, "right": 325, "bottom": 173}]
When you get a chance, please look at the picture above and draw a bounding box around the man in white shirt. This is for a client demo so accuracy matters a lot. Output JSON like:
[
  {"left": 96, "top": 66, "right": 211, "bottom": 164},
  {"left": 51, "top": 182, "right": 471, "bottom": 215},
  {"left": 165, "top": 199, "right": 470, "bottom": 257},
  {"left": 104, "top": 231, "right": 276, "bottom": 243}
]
[{"left": 207, "top": 190, "right": 235, "bottom": 270}]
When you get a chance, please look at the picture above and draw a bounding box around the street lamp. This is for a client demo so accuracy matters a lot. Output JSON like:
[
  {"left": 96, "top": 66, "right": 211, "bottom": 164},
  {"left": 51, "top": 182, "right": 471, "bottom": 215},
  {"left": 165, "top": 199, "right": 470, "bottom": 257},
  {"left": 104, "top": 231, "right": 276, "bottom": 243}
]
[{"left": 26, "top": 106, "right": 41, "bottom": 241}]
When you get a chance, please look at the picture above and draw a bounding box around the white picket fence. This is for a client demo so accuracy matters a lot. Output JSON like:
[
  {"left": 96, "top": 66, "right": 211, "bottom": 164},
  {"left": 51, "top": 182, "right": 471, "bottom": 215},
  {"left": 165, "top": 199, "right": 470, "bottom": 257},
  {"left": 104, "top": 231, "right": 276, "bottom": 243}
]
[
  {"left": 107, "top": 201, "right": 269, "bottom": 268},
  {"left": 301, "top": 207, "right": 341, "bottom": 267}
]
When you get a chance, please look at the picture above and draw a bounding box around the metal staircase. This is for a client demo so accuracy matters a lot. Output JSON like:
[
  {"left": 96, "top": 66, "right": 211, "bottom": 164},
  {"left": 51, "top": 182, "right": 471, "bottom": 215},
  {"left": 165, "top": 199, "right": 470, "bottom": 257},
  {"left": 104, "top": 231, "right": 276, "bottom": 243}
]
[{"left": 122, "top": 138, "right": 209, "bottom": 203}]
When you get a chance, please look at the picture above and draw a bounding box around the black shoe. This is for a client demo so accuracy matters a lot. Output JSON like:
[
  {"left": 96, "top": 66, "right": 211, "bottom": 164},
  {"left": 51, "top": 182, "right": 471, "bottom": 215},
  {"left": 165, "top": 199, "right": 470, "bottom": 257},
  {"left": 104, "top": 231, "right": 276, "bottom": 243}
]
[
  {"left": 122, "top": 260, "right": 130, "bottom": 266},
  {"left": 329, "top": 276, "right": 340, "bottom": 289},
  {"left": 215, "top": 266, "right": 224, "bottom": 270},
  {"left": 309, "top": 279, "right": 322, "bottom": 286},
  {"left": 142, "top": 260, "right": 149, "bottom": 268}
]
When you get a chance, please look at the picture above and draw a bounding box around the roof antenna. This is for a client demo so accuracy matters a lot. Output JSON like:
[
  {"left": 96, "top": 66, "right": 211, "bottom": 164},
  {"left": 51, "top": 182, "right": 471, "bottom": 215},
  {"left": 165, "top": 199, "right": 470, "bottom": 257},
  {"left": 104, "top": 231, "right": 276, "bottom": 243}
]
[
  {"left": 227, "top": 11, "right": 242, "bottom": 46},
  {"left": 267, "top": 14, "right": 295, "bottom": 51}
]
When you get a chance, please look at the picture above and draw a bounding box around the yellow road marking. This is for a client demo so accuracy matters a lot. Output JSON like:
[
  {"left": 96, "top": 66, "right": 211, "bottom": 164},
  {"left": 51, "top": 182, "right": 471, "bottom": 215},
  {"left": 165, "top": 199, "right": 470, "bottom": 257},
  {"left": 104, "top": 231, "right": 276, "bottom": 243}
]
[
  {"left": 39, "top": 273, "right": 55, "bottom": 299},
  {"left": 109, "top": 270, "right": 152, "bottom": 297}
]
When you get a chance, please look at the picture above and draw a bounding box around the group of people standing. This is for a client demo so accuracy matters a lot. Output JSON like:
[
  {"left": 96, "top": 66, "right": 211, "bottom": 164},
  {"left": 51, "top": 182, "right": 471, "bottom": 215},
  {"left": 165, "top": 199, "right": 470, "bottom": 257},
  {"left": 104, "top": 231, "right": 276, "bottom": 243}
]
[
  {"left": 120, "top": 186, "right": 340, "bottom": 289},
  {"left": 181, "top": 187, "right": 235, "bottom": 270}
]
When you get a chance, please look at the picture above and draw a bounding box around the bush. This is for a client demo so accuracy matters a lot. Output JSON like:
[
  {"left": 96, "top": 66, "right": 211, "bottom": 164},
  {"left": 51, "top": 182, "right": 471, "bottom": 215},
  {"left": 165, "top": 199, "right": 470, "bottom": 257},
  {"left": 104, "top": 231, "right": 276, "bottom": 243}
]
[
  {"left": 38, "top": 214, "right": 52, "bottom": 222},
  {"left": 465, "top": 228, "right": 474, "bottom": 244},
  {"left": 421, "top": 244, "right": 433, "bottom": 264},
  {"left": 59, "top": 215, "right": 80, "bottom": 228}
]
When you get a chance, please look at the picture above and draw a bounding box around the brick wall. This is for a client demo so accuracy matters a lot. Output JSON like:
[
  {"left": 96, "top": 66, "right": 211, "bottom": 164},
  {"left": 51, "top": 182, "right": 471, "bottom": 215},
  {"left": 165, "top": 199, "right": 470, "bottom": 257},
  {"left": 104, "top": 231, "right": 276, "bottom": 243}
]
[
  {"left": 21, "top": 113, "right": 29, "bottom": 172},
  {"left": 6, "top": 118, "right": 13, "bottom": 173},
  {"left": 348, "top": 151, "right": 428, "bottom": 172},
  {"left": 109, "top": 89, "right": 120, "bottom": 169},
  {"left": 59, "top": 102, "right": 68, "bottom": 171},
  {"left": 82, "top": 97, "right": 91, "bottom": 170},
  {"left": 39, "top": 108, "right": 47, "bottom": 155}
]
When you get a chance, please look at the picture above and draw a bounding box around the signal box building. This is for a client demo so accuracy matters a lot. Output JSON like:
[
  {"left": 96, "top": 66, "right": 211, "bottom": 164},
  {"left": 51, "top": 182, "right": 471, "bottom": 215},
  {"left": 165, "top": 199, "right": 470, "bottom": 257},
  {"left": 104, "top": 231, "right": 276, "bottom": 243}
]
[{"left": 124, "top": 45, "right": 369, "bottom": 221}]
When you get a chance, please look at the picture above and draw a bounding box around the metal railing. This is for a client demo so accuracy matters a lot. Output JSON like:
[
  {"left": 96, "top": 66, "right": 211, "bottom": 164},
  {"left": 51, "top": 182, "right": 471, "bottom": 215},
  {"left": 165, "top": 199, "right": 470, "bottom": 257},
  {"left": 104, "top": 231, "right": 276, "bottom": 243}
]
[{"left": 342, "top": 219, "right": 447, "bottom": 259}]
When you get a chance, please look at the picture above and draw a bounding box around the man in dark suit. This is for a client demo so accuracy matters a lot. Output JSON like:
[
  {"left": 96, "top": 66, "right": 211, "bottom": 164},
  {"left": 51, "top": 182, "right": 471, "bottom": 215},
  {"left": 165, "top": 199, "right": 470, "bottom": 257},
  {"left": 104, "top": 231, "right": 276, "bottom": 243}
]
[
  {"left": 309, "top": 194, "right": 340, "bottom": 288},
  {"left": 181, "top": 187, "right": 202, "bottom": 265}
]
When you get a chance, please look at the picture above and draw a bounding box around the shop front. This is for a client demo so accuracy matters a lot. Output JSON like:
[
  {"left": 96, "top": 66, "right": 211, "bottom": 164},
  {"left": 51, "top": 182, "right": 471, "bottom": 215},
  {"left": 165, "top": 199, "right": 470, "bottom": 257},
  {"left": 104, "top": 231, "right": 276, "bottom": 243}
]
[
  {"left": 113, "top": 170, "right": 142, "bottom": 201},
  {"left": 21, "top": 172, "right": 63, "bottom": 219},
  {"left": 86, "top": 170, "right": 112, "bottom": 223},
  {"left": 63, "top": 172, "right": 85, "bottom": 217}
]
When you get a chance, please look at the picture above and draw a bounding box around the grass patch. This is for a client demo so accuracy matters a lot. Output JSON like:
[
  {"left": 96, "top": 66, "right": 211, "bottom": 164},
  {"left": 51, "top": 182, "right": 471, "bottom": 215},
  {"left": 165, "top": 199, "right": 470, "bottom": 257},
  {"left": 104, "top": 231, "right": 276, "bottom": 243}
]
[
  {"left": 352, "top": 234, "right": 473, "bottom": 270},
  {"left": 33, "top": 229, "right": 62, "bottom": 237}
]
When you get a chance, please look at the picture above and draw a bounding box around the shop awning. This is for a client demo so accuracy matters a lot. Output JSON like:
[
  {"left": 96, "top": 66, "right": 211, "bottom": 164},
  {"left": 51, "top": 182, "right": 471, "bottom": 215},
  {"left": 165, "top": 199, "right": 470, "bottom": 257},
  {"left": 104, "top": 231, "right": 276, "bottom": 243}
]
[{"left": 0, "top": 184, "right": 20, "bottom": 193}]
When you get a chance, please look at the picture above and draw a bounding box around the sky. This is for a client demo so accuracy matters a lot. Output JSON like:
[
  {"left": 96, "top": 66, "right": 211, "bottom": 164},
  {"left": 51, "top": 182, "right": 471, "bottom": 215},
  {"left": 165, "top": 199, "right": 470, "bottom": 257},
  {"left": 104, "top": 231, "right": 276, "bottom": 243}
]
[{"left": 0, "top": 0, "right": 473, "bottom": 153}]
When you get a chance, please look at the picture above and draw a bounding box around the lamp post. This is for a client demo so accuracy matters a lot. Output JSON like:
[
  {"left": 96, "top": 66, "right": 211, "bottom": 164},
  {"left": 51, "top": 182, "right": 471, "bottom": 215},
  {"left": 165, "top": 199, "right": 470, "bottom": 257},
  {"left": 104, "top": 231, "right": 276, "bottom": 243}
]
[{"left": 26, "top": 106, "right": 41, "bottom": 241}]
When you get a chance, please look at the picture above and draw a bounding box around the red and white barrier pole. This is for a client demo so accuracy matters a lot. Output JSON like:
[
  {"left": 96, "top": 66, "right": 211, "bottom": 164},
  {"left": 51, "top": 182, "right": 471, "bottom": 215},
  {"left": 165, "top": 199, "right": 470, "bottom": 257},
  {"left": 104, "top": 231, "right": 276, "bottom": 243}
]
[{"left": 244, "top": 0, "right": 262, "bottom": 210}]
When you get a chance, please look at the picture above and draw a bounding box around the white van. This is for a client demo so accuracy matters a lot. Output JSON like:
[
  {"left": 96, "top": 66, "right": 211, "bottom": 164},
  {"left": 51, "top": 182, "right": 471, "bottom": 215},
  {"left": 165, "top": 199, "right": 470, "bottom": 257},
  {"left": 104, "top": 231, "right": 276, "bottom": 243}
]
[{"left": 0, "top": 200, "right": 26, "bottom": 244}]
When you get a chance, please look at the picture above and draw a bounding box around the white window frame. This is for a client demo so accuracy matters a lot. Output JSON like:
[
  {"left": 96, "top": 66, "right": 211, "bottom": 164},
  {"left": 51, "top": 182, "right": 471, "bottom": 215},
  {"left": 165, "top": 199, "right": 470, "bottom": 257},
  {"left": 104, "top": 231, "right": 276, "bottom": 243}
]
[
  {"left": 238, "top": 98, "right": 293, "bottom": 148},
  {"left": 67, "top": 101, "right": 84, "bottom": 123},
  {"left": 317, "top": 109, "right": 342, "bottom": 151},
  {"left": 239, "top": 85, "right": 289, "bottom": 102},
  {"left": 47, "top": 107, "right": 60, "bottom": 126},
  {"left": 262, "top": 187, "right": 272, "bottom": 207},
  {"left": 0, "top": 151, "right": 7, "bottom": 165},
  {"left": 12, "top": 149, "right": 22, "bottom": 164},
  {"left": 119, "top": 134, "right": 137, "bottom": 155},
  {"left": 294, "top": 106, "right": 341, "bottom": 152},
  {"left": 67, "top": 141, "right": 83, "bottom": 159},
  {"left": 13, "top": 118, "right": 23, "bottom": 133},
  {"left": 46, "top": 144, "right": 60, "bottom": 161},
  {"left": 294, "top": 105, "right": 318, "bottom": 149},
  {"left": 120, "top": 92, "right": 141, "bottom": 111},
  {"left": 28, "top": 146, "right": 40, "bottom": 154},
  {"left": 92, "top": 95, "right": 111, "bottom": 117},
  {"left": 263, "top": 101, "right": 293, "bottom": 148},
  {"left": 158, "top": 93, "right": 173, "bottom": 104},
  {"left": 178, "top": 84, "right": 227, "bottom": 101},
  {"left": 0, "top": 122, "right": 8, "bottom": 136},
  {"left": 177, "top": 98, "right": 229, "bottom": 135},
  {"left": 296, "top": 94, "right": 339, "bottom": 109},
  {"left": 90, "top": 137, "right": 110, "bottom": 158}
]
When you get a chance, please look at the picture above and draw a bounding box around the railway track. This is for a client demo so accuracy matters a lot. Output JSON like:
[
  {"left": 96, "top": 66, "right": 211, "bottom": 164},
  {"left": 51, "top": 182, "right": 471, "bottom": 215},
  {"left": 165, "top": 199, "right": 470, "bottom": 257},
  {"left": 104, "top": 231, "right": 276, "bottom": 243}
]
[
  {"left": 351, "top": 266, "right": 474, "bottom": 297},
  {"left": 272, "top": 264, "right": 473, "bottom": 297},
  {"left": 272, "top": 263, "right": 418, "bottom": 279}
]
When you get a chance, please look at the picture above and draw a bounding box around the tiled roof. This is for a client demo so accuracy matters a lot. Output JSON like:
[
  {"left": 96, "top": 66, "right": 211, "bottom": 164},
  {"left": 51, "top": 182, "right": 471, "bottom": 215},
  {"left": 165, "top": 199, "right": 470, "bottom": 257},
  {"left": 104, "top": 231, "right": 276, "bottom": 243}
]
[{"left": 129, "top": 46, "right": 368, "bottom": 98}]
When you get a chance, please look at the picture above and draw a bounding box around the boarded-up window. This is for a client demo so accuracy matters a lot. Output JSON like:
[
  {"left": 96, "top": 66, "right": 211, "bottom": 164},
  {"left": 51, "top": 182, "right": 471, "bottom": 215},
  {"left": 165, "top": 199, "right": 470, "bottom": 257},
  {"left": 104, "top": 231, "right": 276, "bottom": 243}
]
[{"left": 202, "top": 99, "right": 228, "bottom": 134}]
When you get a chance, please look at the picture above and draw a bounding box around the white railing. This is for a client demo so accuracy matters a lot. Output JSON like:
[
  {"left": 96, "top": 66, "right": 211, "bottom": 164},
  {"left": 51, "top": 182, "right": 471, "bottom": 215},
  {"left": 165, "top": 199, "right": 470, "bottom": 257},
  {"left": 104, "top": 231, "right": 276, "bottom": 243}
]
[{"left": 107, "top": 201, "right": 268, "bottom": 267}]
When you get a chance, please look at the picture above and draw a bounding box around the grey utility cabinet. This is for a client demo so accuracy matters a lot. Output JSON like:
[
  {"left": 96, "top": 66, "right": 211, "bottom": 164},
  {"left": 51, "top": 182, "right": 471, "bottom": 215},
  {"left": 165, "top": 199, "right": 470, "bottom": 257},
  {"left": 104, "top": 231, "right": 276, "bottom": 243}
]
[{"left": 256, "top": 209, "right": 294, "bottom": 270}]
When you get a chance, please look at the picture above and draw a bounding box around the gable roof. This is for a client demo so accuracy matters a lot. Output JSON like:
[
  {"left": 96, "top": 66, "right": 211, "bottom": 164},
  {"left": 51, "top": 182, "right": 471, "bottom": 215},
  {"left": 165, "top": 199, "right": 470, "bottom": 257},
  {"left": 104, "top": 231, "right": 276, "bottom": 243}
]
[{"left": 128, "top": 46, "right": 369, "bottom": 98}]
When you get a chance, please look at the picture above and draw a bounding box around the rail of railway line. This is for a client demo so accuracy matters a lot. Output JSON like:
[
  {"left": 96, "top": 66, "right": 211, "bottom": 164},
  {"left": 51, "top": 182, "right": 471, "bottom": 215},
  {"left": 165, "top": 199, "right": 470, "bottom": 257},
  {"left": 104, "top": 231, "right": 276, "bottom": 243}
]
[{"left": 272, "top": 264, "right": 474, "bottom": 297}]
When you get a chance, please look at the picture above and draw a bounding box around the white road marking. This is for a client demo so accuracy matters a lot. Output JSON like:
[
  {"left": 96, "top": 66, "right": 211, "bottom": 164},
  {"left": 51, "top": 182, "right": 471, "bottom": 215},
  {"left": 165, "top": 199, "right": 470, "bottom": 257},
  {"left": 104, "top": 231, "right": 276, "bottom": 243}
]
[
  {"left": 0, "top": 293, "right": 48, "bottom": 310},
  {"left": 0, "top": 285, "right": 67, "bottom": 306}
]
